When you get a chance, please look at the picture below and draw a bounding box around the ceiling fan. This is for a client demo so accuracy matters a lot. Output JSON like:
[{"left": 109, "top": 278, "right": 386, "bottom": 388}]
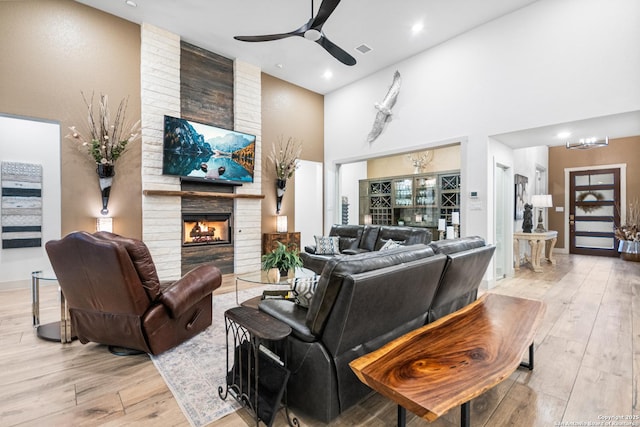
[{"left": 234, "top": 0, "right": 357, "bottom": 66}]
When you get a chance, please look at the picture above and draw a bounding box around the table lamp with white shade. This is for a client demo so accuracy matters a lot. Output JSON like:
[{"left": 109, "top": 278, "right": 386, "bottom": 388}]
[{"left": 531, "top": 195, "right": 553, "bottom": 233}]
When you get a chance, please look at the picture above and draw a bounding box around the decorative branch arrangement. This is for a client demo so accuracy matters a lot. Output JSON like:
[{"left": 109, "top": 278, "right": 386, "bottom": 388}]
[
  {"left": 269, "top": 136, "right": 302, "bottom": 214},
  {"left": 616, "top": 198, "right": 639, "bottom": 242},
  {"left": 66, "top": 92, "right": 141, "bottom": 215},
  {"left": 269, "top": 136, "right": 302, "bottom": 181},
  {"left": 67, "top": 92, "right": 140, "bottom": 166}
]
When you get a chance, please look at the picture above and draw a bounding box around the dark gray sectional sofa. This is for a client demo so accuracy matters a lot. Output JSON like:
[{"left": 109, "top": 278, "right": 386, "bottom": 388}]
[
  {"left": 301, "top": 224, "right": 432, "bottom": 274},
  {"left": 258, "top": 235, "right": 495, "bottom": 422}
]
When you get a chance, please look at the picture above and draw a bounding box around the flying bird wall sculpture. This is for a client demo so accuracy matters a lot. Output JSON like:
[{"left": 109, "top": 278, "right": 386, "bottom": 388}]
[{"left": 366, "top": 70, "right": 401, "bottom": 143}]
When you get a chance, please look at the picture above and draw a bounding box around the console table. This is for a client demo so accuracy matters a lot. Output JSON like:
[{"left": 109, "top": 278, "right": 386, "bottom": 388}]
[
  {"left": 350, "top": 293, "right": 545, "bottom": 427},
  {"left": 513, "top": 230, "right": 558, "bottom": 272},
  {"left": 262, "top": 232, "right": 300, "bottom": 255}
]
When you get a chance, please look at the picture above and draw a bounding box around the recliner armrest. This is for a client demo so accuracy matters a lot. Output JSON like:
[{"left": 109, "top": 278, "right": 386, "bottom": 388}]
[{"left": 159, "top": 264, "right": 222, "bottom": 318}]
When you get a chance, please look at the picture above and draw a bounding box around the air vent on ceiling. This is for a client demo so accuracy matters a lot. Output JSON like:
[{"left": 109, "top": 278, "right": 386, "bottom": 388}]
[{"left": 355, "top": 44, "right": 373, "bottom": 55}]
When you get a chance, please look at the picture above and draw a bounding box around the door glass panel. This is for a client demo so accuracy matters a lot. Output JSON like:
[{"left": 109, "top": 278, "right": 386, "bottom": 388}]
[
  {"left": 574, "top": 173, "right": 614, "bottom": 186},
  {"left": 575, "top": 189, "right": 615, "bottom": 202},
  {"left": 575, "top": 205, "right": 614, "bottom": 217},
  {"left": 574, "top": 220, "right": 614, "bottom": 233},
  {"left": 575, "top": 236, "right": 614, "bottom": 249}
]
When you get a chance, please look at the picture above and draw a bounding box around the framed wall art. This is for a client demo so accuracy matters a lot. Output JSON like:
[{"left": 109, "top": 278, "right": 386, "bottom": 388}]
[{"left": 514, "top": 174, "right": 528, "bottom": 220}]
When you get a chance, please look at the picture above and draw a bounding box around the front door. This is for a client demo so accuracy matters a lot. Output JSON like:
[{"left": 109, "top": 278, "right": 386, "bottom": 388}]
[{"left": 569, "top": 168, "right": 620, "bottom": 256}]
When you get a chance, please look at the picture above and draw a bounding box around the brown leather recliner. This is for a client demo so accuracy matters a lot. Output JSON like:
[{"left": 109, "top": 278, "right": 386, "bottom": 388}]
[{"left": 45, "top": 231, "right": 221, "bottom": 355}]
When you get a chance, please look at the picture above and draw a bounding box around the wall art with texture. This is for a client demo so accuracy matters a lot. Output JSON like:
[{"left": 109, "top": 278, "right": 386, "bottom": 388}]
[{"left": 1, "top": 161, "right": 43, "bottom": 249}]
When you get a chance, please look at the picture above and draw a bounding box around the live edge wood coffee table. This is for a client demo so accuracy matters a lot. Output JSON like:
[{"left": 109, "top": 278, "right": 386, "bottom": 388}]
[{"left": 350, "top": 293, "right": 545, "bottom": 427}]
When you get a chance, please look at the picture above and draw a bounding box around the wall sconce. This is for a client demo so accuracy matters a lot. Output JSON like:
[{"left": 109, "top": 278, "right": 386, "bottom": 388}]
[
  {"left": 276, "top": 215, "right": 288, "bottom": 233},
  {"left": 363, "top": 214, "right": 372, "bottom": 225},
  {"left": 96, "top": 216, "right": 113, "bottom": 233},
  {"left": 276, "top": 179, "right": 287, "bottom": 214},
  {"left": 531, "top": 194, "right": 553, "bottom": 232}
]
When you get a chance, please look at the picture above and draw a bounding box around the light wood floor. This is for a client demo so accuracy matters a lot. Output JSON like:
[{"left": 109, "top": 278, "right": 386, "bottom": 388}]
[{"left": 1, "top": 254, "right": 638, "bottom": 426}]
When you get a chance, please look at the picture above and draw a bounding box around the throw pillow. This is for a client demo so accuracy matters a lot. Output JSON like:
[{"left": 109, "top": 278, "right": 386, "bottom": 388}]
[
  {"left": 380, "top": 239, "right": 402, "bottom": 250},
  {"left": 314, "top": 235, "right": 340, "bottom": 255},
  {"left": 292, "top": 276, "right": 320, "bottom": 308}
]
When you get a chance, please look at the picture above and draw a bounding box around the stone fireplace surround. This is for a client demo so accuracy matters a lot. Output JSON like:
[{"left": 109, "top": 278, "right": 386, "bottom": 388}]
[{"left": 139, "top": 23, "right": 263, "bottom": 281}]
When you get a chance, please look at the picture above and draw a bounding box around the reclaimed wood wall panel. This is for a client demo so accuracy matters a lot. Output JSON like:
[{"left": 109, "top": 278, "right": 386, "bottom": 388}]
[
  {"left": 180, "top": 41, "right": 234, "bottom": 128},
  {"left": 180, "top": 43, "right": 236, "bottom": 274}
]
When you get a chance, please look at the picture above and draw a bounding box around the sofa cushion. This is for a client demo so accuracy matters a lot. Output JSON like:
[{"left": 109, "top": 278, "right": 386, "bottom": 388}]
[
  {"left": 314, "top": 236, "right": 340, "bottom": 255},
  {"left": 380, "top": 239, "right": 401, "bottom": 250},
  {"left": 429, "top": 236, "right": 486, "bottom": 255},
  {"left": 358, "top": 225, "right": 380, "bottom": 251},
  {"left": 292, "top": 275, "right": 320, "bottom": 308},
  {"left": 374, "top": 226, "right": 432, "bottom": 250},
  {"left": 305, "top": 244, "right": 435, "bottom": 336},
  {"left": 428, "top": 243, "right": 496, "bottom": 322},
  {"left": 329, "top": 224, "right": 365, "bottom": 252},
  {"left": 259, "top": 299, "right": 316, "bottom": 342}
]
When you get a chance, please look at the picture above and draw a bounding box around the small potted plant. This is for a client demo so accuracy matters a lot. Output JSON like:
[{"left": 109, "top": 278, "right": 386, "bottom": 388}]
[{"left": 262, "top": 241, "right": 303, "bottom": 282}]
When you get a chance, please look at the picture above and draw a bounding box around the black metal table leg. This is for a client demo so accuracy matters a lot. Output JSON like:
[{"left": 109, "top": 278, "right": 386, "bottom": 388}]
[
  {"left": 397, "top": 405, "right": 406, "bottom": 427},
  {"left": 461, "top": 401, "right": 470, "bottom": 427},
  {"left": 519, "top": 342, "right": 535, "bottom": 370}
]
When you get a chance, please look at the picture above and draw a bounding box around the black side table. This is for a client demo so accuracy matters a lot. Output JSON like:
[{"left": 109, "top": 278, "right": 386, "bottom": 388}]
[{"left": 218, "top": 306, "right": 298, "bottom": 427}]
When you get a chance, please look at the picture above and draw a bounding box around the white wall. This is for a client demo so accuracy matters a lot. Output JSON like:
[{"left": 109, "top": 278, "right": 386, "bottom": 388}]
[
  {"left": 324, "top": 0, "right": 640, "bottom": 241},
  {"left": 0, "top": 114, "right": 61, "bottom": 286},
  {"left": 295, "top": 160, "right": 323, "bottom": 247},
  {"left": 513, "top": 146, "right": 549, "bottom": 232}
]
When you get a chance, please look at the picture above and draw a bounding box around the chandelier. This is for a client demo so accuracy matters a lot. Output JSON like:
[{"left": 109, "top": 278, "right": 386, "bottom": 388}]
[{"left": 565, "top": 137, "right": 608, "bottom": 149}]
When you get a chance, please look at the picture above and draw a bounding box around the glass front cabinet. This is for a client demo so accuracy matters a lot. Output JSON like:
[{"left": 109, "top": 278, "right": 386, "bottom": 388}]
[{"left": 359, "top": 170, "right": 460, "bottom": 233}]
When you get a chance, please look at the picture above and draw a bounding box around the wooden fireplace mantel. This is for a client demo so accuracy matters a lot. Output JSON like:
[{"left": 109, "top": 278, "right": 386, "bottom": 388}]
[{"left": 143, "top": 189, "right": 265, "bottom": 199}]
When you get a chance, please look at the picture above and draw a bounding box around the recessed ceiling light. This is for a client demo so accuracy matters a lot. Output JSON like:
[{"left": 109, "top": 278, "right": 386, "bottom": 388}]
[
  {"left": 125, "top": 0, "right": 137, "bottom": 7},
  {"left": 323, "top": 70, "right": 333, "bottom": 79},
  {"left": 557, "top": 131, "right": 571, "bottom": 139},
  {"left": 275, "top": 63, "right": 284, "bottom": 69},
  {"left": 411, "top": 22, "right": 424, "bottom": 34}
]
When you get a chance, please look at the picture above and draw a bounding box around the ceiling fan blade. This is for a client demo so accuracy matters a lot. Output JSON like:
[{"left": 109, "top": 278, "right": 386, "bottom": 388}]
[
  {"left": 317, "top": 36, "right": 356, "bottom": 66},
  {"left": 311, "top": 0, "right": 342, "bottom": 30},
  {"left": 234, "top": 28, "right": 303, "bottom": 42}
]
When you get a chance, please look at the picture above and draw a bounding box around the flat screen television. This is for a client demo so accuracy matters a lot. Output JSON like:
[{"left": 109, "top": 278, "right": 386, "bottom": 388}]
[{"left": 162, "top": 115, "right": 256, "bottom": 184}]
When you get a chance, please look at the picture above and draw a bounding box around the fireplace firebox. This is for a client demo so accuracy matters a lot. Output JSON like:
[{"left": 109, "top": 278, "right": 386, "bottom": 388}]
[{"left": 183, "top": 214, "right": 232, "bottom": 246}]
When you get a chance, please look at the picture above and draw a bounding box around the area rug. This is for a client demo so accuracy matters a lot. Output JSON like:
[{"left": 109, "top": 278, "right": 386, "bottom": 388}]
[{"left": 151, "top": 285, "right": 275, "bottom": 427}]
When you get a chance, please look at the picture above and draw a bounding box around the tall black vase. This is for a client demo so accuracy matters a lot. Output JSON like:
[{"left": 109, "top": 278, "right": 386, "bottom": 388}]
[
  {"left": 96, "top": 164, "right": 115, "bottom": 215},
  {"left": 276, "top": 179, "right": 287, "bottom": 214}
]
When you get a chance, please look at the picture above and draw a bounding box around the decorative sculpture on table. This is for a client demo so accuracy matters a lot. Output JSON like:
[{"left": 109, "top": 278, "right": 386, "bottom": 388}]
[
  {"left": 522, "top": 203, "right": 534, "bottom": 233},
  {"left": 366, "top": 70, "right": 401, "bottom": 143},
  {"left": 269, "top": 136, "right": 302, "bottom": 214},
  {"left": 67, "top": 92, "right": 140, "bottom": 215}
]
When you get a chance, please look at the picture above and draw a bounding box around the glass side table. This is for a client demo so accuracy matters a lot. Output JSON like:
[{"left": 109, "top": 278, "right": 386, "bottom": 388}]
[
  {"left": 235, "top": 267, "right": 317, "bottom": 305},
  {"left": 31, "top": 270, "right": 75, "bottom": 343}
]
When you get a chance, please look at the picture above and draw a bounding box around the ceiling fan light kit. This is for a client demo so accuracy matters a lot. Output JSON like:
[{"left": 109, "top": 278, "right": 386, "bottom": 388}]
[{"left": 234, "top": 0, "right": 357, "bottom": 66}]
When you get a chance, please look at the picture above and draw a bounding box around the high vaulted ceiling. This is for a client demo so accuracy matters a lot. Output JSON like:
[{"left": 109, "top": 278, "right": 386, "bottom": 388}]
[
  {"left": 76, "top": 0, "right": 640, "bottom": 147},
  {"left": 76, "top": 0, "right": 539, "bottom": 95}
]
